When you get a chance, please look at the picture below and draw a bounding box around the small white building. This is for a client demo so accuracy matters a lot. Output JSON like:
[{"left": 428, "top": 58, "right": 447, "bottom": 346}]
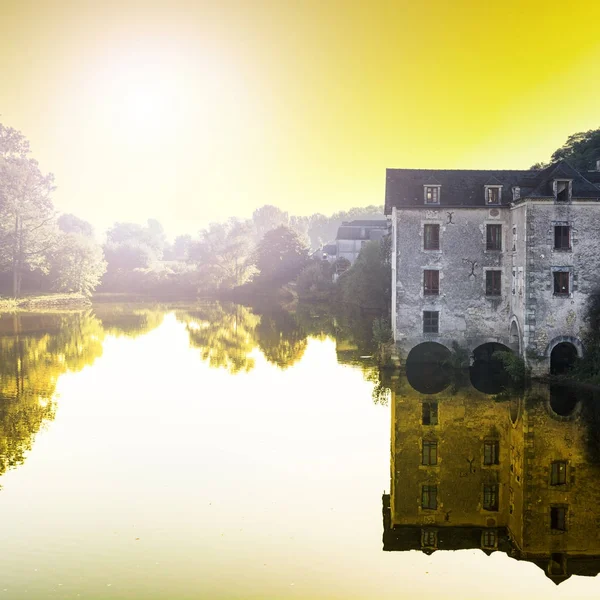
[{"left": 335, "top": 220, "right": 389, "bottom": 265}]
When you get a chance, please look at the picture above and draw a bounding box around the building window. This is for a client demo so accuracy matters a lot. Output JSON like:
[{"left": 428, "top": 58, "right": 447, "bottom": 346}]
[
  {"left": 554, "top": 226, "right": 571, "bottom": 250},
  {"left": 422, "top": 529, "right": 437, "bottom": 548},
  {"left": 550, "top": 506, "right": 567, "bottom": 531},
  {"left": 486, "top": 270, "right": 502, "bottom": 296},
  {"left": 424, "top": 224, "right": 440, "bottom": 250},
  {"left": 421, "top": 485, "right": 438, "bottom": 510},
  {"left": 483, "top": 484, "right": 498, "bottom": 511},
  {"left": 486, "top": 224, "right": 502, "bottom": 251},
  {"left": 551, "top": 461, "right": 567, "bottom": 486},
  {"left": 422, "top": 440, "right": 438, "bottom": 466},
  {"left": 482, "top": 529, "right": 497, "bottom": 548},
  {"left": 423, "top": 311, "right": 439, "bottom": 334},
  {"left": 555, "top": 180, "right": 571, "bottom": 203},
  {"left": 424, "top": 270, "right": 439, "bottom": 295},
  {"left": 550, "top": 554, "right": 566, "bottom": 576},
  {"left": 424, "top": 186, "right": 440, "bottom": 204},
  {"left": 484, "top": 441, "right": 499, "bottom": 465},
  {"left": 486, "top": 186, "right": 501, "bottom": 205},
  {"left": 422, "top": 402, "right": 438, "bottom": 425},
  {"left": 553, "top": 271, "right": 570, "bottom": 295}
]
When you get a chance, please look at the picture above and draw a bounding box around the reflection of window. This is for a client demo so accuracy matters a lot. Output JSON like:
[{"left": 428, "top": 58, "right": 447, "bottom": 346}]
[
  {"left": 484, "top": 441, "right": 499, "bottom": 465},
  {"left": 483, "top": 484, "right": 498, "bottom": 511},
  {"left": 550, "top": 553, "right": 566, "bottom": 575},
  {"left": 486, "top": 270, "right": 502, "bottom": 296},
  {"left": 421, "top": 485, "right": 437, "bottom": 510},
  {"left": 482, "top": 529, "right": 497, "bottom": 548},
  {"left": 486, "top": 224, "right": 502, "bottom": 251},
  {"left": 424, "top": 186, "right": 440, "bottom": 204},
  {"left": 551, "top": 461, "right": 567, "bottom": 486},
  {"left": 551, "top": 506, "right": 567, "bottom": 531},
  {"left": 553, "top": 271, "right": 570, "bottom": 295},
  {"left": 422, "top": 441, "right": 438, "bottom": 465},
  {"left": 422, "top": 402, "right": 438, "bottom": 425},
  {"left": 423, "top": 311, "right": 439, "bottom": 334},
  {"left": 554, "top": 226, "right": 571, "bottom": 250},
  {"left": 424, "top": 270, "right": 439, "bottom": 295},
  {"left": 422, "top": 529, "right": 437, "bottom": 548},
  {"left": 424, "top": 224, "right": 440, "bottom": 250}
]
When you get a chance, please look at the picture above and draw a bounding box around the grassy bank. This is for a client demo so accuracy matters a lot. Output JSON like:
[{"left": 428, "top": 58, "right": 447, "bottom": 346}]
[{"left": 0, "top": 293, "right": 91, "bottom": 312}]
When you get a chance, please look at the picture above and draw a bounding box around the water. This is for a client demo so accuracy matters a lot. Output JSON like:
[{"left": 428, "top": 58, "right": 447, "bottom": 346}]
[{"left": 0, "top": 303, "right": 598, "bottom": 599}]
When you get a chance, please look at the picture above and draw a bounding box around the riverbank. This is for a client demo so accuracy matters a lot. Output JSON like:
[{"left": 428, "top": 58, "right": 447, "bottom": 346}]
[{"left": 0, "top": 293, "right": 91, "bottom": 312}]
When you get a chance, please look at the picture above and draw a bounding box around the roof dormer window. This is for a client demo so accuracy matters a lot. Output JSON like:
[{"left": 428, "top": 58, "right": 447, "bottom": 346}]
[
  {"left": 555, "top": 180, "right": 572, "bottom": 203},
  {"left": 424, "top": 185, "right": 440, "bottom": 205},
  {"left": 485, "top": 185, "right": 502, "bottom": 205}
]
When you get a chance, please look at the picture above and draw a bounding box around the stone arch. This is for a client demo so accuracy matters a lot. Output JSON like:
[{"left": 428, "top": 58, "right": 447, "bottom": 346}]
[
  {"left": 544, "top": 335, "right": 584, "bottom": 360},
  {"left": 405, "top": 342, "right": 452, "bottom": 394},
  {"left": 509, "top": 316, "right": 521, "bottom": 355}
]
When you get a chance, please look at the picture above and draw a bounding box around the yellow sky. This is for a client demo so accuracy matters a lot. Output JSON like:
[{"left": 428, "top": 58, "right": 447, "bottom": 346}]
[{"left": 1, "top": 0, "right": 599, "bottom": 237}]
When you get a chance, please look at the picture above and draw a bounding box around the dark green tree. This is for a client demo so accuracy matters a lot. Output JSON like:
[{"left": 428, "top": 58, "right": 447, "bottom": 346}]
[
  {"left": 532, "top": 127, "right": 600, "bottom": 170},
  {"left": 337, "top": 236, "right": 391, "bottom": 312},
  {"left": 296, "top": 260, "right": 334, "bottom": 300},
  {"left": 254, "top": 225, "right": 309, "bottom": 284}
]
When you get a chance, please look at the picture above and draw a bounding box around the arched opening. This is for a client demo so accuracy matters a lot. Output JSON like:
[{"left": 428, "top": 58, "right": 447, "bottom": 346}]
[
  {"left": 405, "top": 342, "right": 452, "bottom": 394},
  {"left": 550, "top": 342, "right": 578, "bottom": 375},
  {"left": 470, "top": 342, "right": 513, "bottom": 394},
  {"left": 549, "top": 384, "right": 579, "bottom": 417},
  {"left": 510, "top": 320, "right": 520, "bottom": 352},
  {"left": 509, "top": 397, "right": 521, "bottom": 424}
]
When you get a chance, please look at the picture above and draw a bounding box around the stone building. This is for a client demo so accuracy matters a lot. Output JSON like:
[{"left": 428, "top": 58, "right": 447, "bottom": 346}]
[
  {"left": 385, "top": 160, "right": 600, "bottom": 374},
  {"left": 382, "top": 376, "right": 600, "bottom": 584},
  {"left": 335, "top": 219, "right": 389, "bottom": 265}
]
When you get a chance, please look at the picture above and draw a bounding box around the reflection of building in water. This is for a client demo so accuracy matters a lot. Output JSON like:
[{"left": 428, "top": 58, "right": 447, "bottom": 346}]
[{"left": 383, "top": 377, "right": 600, "bottom": 584}]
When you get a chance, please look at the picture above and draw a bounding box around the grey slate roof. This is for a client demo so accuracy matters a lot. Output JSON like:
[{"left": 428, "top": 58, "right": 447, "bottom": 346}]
[
  {"left": 341, "top": 219, "right": 389, "bottom": 227},
  {"left": 336, "top": 220, "right": 390, "bottom": 240},
  {"left": 384, "top": 161, "right": 600, "bottom": 213}
]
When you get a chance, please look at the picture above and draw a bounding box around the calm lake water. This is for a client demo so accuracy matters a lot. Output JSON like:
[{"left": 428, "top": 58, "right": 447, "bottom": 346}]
[{"left": 0, "top": 303, "right": 598, "bottom": 599}]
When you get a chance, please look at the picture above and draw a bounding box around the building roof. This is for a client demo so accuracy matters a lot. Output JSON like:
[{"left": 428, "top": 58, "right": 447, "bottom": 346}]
[
  {"left": 381, "top": 495, "right": 600, "bottom": 585},
  {"left": 585, "top": 171, "right": 600, "bottom": 184},
  {"left": 384, "top": 161, "right": 600, "bottom": 213},
  {"left": 322, "top": 243, "right": 336, "bottom": 254},
  {"left": 336, "top": 220, "right": 390, "bottom": 241},
  {"left": 341, "top": 219, "right": 389, "bottom": 227}
]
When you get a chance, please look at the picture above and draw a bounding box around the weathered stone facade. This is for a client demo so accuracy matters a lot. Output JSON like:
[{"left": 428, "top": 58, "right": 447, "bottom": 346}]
[{"left": 385, "top": 161, "right": 600, "bottom": 373}]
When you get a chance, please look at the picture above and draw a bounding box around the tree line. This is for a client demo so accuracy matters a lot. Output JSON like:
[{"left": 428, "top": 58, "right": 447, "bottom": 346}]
[{"left": 0, "top": 122, "right": 384, "bottom": 298}]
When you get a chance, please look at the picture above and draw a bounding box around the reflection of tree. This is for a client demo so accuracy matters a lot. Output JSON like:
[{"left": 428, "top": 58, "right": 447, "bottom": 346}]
[
  {"left": 0, "top": 312, "right": 104, "bottom": 478},
  {"left": 176, "top": 304, "right": 260, "bottom": 373},
  {"left": 255, "top": 311, "right": 308, "bottom": 369},
  {"left": 94, "top": 305, "right": 165, "bottom": 338}
]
